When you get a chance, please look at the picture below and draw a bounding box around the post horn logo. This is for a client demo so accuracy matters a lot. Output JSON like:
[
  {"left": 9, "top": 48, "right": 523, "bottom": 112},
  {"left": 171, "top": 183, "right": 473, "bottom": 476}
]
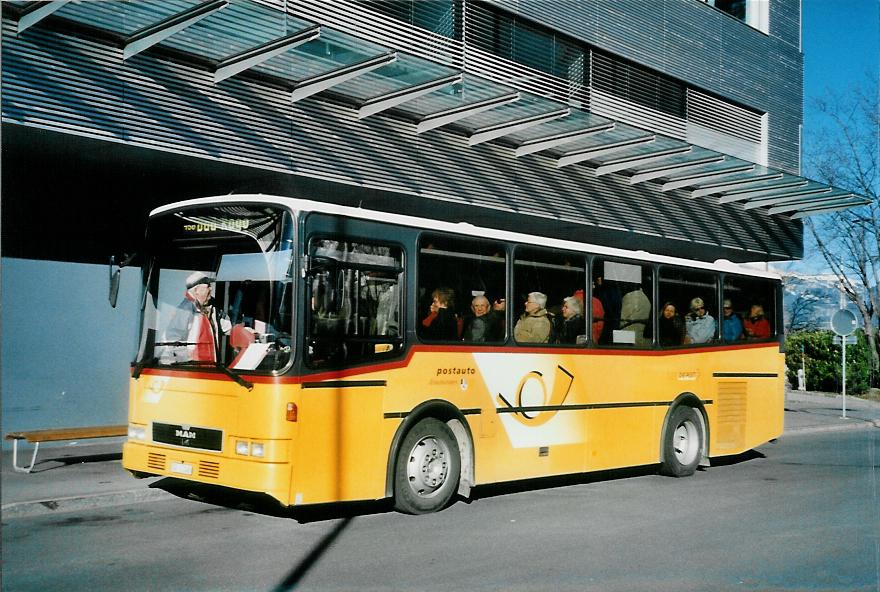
[{"left": 496, "top": 365, "right": 574, "bottom": 427}]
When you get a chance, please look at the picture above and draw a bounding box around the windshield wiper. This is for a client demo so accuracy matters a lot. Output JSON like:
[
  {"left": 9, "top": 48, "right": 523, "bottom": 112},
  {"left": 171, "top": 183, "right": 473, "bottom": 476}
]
[
  {"left": 166, "top": 359, "right": 254, "bottom": 391},
  {"left": 215, "top": 363, "right": 254, "bottom": 391}
]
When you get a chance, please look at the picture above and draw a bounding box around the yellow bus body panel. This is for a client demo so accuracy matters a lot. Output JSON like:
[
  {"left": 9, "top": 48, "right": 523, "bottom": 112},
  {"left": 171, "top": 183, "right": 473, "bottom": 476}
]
[{"left": 122, "top": 344, "right": 784, "bottom": 507}]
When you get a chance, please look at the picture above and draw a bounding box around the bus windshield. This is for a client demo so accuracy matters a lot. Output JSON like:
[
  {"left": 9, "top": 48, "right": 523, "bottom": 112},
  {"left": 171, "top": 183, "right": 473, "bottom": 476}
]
[{"left": 135, "top": 204, "right": 295, "bottom": 374}]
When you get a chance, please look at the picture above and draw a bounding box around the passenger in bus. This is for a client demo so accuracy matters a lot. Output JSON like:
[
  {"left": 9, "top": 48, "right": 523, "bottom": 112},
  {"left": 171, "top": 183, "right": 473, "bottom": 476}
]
[
  {"left": 685, "top": 297, "right": 716, "bottom": 344},
  {"left": 514, "top": 292, "right": 553, "bottom": 343},
  {"left": 463, "top": 294, "right": 501, "bottom": 342},
  {"left": 163, "top": 272, "right": 232, "bottom": 363},
  {"left": 592, "top": 276, "right": 619, "bottom": 344},
  {"left": 721, "top": 298, "right": 744, "bottom": 342},
  {"left": 421, "top": 287, "right": 459, "bottom": 341},
  {"left": 490, "top": 297, "right": 506, "bottom": 341},
  {"left": 576, "top": 288, "right": 604, "bottom": 343},
  {"left": 620, "top": 284, "right": 651, "bottom": 345},
  {"left": 555, "top": 296, "right": 585, "bottom": 344},
  {"left": 658, "top": 302, "right": 685, "bottom": 346},
  {"left": 743, "top": 304, "right": 771, "bottom": 340}
]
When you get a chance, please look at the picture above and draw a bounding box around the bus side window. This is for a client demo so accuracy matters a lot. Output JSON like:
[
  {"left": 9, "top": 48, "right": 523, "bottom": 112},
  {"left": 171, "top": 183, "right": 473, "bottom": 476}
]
[
  {"left": 418, "top": 235, "right": 507, "bottom": 344},
  {"left": 306, "top": 239, "right": 403, "bottom": 367},
  {"left": 723, "top": 277, "right": 777, "bottom": 342},
  {"left": 514, "top": 248, "right": 586, "bottom": 346},
  {"left": 658, "top": 266, "right": 718, "bottom": 347},
  {"left": 594, "top": 259, "right": 652, "bottom": 348}
]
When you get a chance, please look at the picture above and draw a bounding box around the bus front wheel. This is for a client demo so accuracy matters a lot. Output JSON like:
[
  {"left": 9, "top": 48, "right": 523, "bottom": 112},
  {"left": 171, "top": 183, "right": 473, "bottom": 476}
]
[
  {"left": 660, "top": 406, "right": 703, "bottom": 477},
  {"left": 393, "top": 418, "right": 461, "bottom": 514}
]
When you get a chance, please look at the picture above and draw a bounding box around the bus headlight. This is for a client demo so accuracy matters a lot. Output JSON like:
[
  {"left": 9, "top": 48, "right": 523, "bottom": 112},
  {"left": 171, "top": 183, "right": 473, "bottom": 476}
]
[
  {"left": 128, "top": 425, "right": 146, "bottom": 440},
  {"left": 251, "top": 442, "right": 264, "bottom": 458},
  {"left": 235, "top": 440, "right": 249, "bottom": 455}
]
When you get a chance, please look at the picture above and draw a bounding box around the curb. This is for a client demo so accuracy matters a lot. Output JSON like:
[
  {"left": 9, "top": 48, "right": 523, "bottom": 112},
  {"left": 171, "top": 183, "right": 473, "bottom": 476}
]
[
  {"left": 1, "top": 487, "right": 175, "bottom": 519},
  {"left": 783, "top": 418, "right": 880, "bottom": 437}
]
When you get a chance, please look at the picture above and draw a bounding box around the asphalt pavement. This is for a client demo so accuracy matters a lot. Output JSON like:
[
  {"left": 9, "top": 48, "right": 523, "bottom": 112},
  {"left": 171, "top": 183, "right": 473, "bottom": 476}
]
[{"left": 2, "top": 389, "right": 878, "bottom": 520}]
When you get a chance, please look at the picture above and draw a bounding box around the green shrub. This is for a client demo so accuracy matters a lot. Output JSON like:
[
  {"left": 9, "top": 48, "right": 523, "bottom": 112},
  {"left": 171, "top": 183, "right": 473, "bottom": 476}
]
[{"left": 785, "top": 330, "right": 872, "bottom": 395}]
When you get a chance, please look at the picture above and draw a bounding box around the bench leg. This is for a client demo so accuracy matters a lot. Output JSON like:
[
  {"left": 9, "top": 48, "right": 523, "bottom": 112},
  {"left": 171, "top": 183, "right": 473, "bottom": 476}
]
[{"left": 11, "top": 439, "right": 40, "bottom": 473}]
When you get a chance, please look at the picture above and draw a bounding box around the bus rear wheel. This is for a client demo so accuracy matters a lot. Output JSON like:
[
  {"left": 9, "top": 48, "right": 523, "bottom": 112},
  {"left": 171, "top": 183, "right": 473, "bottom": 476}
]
[
  {"left": 393, "top": 418, "right": 461, "bottom": 514},
  {"left": 660, "top": 406, "right": 703, "bottom": 477}
]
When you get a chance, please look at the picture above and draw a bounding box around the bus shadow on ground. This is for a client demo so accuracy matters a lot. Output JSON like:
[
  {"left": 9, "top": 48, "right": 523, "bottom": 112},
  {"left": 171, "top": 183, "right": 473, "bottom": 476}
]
[
  {"left": 468, "top": 465, "right": 659, "bottom": 502},
  {"left": 149, "top": 477, "right": 392, "bottom": 522},
  {"left": 149, "top": 450, "right": 766, "bottom": 521},
  {"left": 709, "top": 449, "right": 766, "bottom": 467},
  {"left": 469, "top": 450, "right": 766, "bottom": 501}
]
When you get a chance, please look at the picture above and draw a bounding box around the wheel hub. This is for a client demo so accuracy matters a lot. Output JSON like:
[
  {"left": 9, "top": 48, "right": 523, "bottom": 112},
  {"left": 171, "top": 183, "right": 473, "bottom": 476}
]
[
  {"left": 673, "top": 419, "right": 699, "bottom": 465},
  {"left": 406, "top": 436, "right": 449, "bottom": 497}
]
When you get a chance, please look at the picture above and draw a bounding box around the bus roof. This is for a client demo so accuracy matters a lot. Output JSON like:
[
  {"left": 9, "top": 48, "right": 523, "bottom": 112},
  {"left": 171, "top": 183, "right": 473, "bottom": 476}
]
[{"left": 151, "top": 194, "right": 781, "bottom": 280}]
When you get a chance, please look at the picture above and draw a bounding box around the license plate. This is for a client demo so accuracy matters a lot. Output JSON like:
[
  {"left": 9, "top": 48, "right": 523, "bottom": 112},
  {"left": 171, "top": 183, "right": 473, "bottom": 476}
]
[{"left": 170, "top": 461, "right": 193, "bottom": 476}]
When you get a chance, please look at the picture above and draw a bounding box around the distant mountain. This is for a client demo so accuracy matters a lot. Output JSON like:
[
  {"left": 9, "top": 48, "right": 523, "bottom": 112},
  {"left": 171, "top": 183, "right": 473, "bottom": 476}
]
[{"left": 779, "top": 272, "right": 846, "bottom": 331}]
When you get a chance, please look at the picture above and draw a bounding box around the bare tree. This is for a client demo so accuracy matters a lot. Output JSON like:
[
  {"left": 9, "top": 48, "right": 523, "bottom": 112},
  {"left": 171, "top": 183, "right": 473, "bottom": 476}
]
[
  {"left": 784, "top": 288, "right": 818, "bottom": 333},
  {"left": 803, "top": 78, "right": 879, "bottom": 377}
]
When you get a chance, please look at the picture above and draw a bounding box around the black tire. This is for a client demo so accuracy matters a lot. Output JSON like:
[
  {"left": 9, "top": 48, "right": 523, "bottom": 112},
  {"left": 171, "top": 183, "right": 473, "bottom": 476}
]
[
  {"left": 393, "top": 418, "right": 461, "bottom": 514},
  {"left": 660, "top": 406, "right": 704, "bottom": 477}
]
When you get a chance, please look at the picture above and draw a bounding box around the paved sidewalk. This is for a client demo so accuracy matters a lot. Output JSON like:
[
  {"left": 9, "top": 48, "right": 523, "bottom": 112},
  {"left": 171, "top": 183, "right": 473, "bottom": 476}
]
[{"left": 2, "top": 390, "right": 878, "bottom": 519}]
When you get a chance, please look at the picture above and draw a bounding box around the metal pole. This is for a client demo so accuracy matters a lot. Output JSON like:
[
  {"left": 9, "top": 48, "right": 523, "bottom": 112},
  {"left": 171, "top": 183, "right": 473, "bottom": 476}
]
[{"left": 842, "top": 339, "right": 847, "bottom": 419}]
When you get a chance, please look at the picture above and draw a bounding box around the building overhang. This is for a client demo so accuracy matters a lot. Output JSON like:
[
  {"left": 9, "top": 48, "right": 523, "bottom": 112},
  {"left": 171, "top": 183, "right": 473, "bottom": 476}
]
[{"left": 3, "top": 0, "right": 866, "bottom": 261}]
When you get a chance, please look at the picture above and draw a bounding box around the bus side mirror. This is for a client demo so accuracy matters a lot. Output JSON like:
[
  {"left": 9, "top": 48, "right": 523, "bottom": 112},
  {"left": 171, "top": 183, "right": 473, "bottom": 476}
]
[
  {"left": 109, "top": 253, "right": 135, "bottom": 309},
  {"left": 109, "top": 256, "right": 121, "bottom": 308}
]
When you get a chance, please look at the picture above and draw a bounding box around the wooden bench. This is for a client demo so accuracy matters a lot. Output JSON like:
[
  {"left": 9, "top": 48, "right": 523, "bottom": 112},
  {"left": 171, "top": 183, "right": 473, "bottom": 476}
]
[{"left": 5, "top": 425, "right": 127, "bottom": 473}]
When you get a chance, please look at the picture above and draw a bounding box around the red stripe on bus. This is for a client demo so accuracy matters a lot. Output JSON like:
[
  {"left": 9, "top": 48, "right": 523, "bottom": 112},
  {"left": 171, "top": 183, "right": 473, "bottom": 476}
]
[{"left": 133, "top": 341, "right": 779, "bottom": 385}]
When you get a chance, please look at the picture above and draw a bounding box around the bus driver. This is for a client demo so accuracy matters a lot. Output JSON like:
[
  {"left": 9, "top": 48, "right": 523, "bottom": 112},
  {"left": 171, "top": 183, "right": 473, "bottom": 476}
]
[{"left": 162, "top": 271, "right": 231, "bottom": 363}]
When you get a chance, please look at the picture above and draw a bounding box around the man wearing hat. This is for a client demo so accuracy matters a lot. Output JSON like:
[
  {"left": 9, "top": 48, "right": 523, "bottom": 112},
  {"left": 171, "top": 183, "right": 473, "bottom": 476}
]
[
  {"left": 162, "top": 271, "right": 230, "bottom": 362},
  {"left": 685, "top": 296, "right": 716, "bottom": 344}
]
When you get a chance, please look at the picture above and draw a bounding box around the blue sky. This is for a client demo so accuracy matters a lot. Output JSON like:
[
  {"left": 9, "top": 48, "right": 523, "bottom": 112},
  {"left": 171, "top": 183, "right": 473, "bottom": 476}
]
[
  {"left": 783, "top": 0, "right": 879, "bottom": 273},
  {"left": 802, "top": 0, "right": 879, "bottom": 104}
]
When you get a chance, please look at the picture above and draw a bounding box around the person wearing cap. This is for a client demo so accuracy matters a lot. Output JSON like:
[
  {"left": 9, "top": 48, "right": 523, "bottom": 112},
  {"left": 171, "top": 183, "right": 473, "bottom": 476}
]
[
  {"left": 162, "top": 271, "right": 231, "bottom": 362},
  {"left": 721, "top": 298, "right": 744, "bottom": 342},
  {"left": 685, "top": 296, "right": 716, "bottom": 344}
]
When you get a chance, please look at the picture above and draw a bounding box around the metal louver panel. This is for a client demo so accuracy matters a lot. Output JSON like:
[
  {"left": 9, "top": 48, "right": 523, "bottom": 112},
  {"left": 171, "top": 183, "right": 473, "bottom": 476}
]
[
  {"left": 358, "top": 0, "right": 459, "bottom": 40},
  {"left": 591, "top": 89, "right": 687, "bottom": 140},
  {"left": 463, "top": 45, "right": 586, "bottom": 108},
  {"left": 287, "top": 0, "right": 462, "bottom": 67},
  {"left": 465, "top": 0, "right": 587, "bottom": 105},
  {"left": 591, "top": 50, "right": 686, "bottom": 118},
  {"left": 687, "top": 88, "right": 764, "bottom": 144}
]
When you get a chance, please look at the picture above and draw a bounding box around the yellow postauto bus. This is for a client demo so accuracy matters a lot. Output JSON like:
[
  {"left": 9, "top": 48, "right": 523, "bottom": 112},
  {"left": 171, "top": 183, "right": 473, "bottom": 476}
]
[{"left": 122, "top": 195, "right": 784, "bottom": 514}]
